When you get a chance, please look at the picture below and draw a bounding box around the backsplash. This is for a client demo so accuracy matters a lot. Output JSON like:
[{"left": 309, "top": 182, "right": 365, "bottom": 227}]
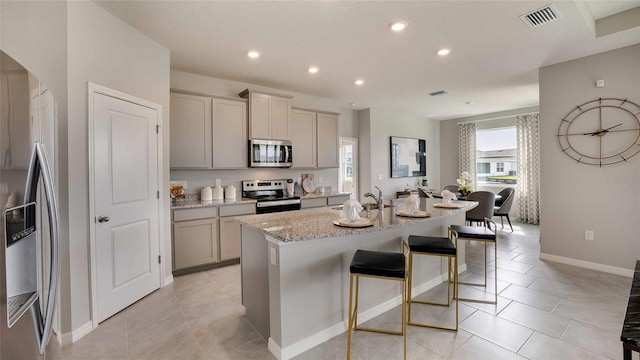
[{"left": 170, "top": 168, "right": 340, "bottom": 196}]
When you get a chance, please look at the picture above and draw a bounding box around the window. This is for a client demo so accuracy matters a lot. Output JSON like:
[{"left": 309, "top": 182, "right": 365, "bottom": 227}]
[{"left": 476, "top": 127, "right": 517, "bottom": 184}]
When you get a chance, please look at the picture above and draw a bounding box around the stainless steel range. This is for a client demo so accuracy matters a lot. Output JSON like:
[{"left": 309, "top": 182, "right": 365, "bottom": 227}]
[{"left": 242, "top": 179, "right": 301, "bottom": 214}]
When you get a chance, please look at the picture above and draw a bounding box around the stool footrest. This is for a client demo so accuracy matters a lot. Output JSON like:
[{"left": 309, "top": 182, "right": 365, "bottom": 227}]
[
  {"left": 354, "top": 326, "right": 403, "bottom": 336},
  {"left": 458, "top": 280, "right": 487, "bottom": 287},
  {"left": 409, "top": 298, "right": 450, "bottom": 307},
  {"left": 454, "top": 296, "right": 497, "bottom": 305},
  {"left": 407, "top": 320, "right": 457, "bottom": 331}
]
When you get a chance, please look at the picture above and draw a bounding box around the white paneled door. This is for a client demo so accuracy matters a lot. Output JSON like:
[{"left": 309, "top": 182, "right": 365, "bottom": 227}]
[{"left": 93, "top": 92, "right": 160, "bottom": 323}]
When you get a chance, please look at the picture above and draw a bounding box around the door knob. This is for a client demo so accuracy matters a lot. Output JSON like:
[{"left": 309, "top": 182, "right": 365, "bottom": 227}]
[{"left": 97, "top": 216, "right": 110, "bottom": 223}]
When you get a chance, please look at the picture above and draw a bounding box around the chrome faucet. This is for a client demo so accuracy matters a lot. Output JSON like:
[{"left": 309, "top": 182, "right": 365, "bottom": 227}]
[{"left": 364, "top": 186, "right": 384, "bottom": 209}]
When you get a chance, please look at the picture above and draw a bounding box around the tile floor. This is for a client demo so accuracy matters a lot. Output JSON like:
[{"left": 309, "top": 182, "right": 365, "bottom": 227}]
[{"left": 54, "top": 222, "right": 635, "bottom": 359}]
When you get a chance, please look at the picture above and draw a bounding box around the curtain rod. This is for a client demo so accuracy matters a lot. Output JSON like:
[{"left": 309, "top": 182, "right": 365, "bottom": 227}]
[{"left": 456, "top": 110, "right": 539, "bottom": 125}]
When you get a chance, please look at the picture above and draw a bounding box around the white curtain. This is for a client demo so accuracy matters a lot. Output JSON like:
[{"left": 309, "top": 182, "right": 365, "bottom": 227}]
[
  {"left": 516, "top": 113, "right": 540, "bottom": 224},
  {"left": 458, "top": 122, "right": 477, "bottom": 187}
]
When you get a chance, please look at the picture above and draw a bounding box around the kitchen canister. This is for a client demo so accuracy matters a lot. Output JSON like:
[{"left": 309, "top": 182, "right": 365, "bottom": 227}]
[
  {"left": 212, "top": 186, "right": 224, "bottom": 200},
  {"left": 200, "top": 186, "right": 213, "bottom": 201},
  {"left": 225, "top": 185, "right": 236, "bottom": 200}
]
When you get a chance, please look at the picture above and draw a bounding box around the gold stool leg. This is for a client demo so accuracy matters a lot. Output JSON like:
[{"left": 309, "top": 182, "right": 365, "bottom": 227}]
[
  {"left": 402, "top": 278, "right": 407, "bottom": 360},
  {"left": 347, "top": 274, "right": 353, "bottom": 360},
  {"left": 407, "top": 252, "right": 414, "bottom": 323}
]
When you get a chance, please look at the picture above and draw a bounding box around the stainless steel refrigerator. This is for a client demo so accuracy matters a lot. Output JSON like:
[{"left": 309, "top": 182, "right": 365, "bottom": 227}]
[{"left": 0, "top": 50, "right": 60, "bottom": 359}]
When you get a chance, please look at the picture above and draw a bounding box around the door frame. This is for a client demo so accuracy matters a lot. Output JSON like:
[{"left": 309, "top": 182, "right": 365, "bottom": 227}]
[
  {"left": 87, "top": 83, "right": 165, "bottom": 330},
  {"left": 339, "top": 137, "right": 358, "bottom": 199}
]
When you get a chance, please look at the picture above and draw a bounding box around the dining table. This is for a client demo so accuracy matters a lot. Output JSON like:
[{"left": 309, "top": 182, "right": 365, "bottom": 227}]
[{"left": 431, "top": 191, "right": 502, "bottom": 202}]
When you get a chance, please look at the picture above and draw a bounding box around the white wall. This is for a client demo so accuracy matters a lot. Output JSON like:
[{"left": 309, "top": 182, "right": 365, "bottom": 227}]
[
  {"left": 66, "top": 1, "right": 170, "bottom": 330},
  {"left": 539, "top": 44, "right": 640, "bottom": 270},
  {"left": 170, "top": 70, "right": 356, "bottom": 195},
  {"left": 357, "top": 107, "right": 440, "bottom": 202}
]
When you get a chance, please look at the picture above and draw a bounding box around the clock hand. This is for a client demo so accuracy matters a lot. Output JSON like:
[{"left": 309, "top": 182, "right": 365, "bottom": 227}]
[{"left": 590, "top": 123, "right": 623, "bottom": 136}]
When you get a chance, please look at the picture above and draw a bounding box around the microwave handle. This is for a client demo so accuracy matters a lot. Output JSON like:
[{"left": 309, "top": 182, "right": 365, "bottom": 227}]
[
  {"left": 284, "top": 145, "right": 290, "bottom": 162},
  {"left": 24, "top": 142, "right": 59, "bottom": 354}
]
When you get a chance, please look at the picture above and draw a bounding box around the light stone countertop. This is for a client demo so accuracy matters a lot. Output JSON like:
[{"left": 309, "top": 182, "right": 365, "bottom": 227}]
[
  {"left": 171, "top": 198, "right": 257, "bottom": 210},
  {"left": 236, "top": 198, "right": 478, "bottom": 243}
]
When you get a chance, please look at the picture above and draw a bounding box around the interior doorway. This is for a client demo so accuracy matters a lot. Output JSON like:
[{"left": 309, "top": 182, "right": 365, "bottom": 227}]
[{"left": 339, "top": 137, "right": 357, "bottom": 199}]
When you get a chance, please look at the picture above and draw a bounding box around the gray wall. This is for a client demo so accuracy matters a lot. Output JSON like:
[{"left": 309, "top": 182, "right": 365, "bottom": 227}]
[
  {"left": 2, "top": 0, "right": 171, "bottom": 337},
  {"left": 67, "top": 1, "right": 170, "bottom": 330},
  {"left": 539, "top": 44, "right": 640, "bottom": 270},
  {"left": 357, "top": 107, "right": 440, "bottom": 202},
  {"left": 170, "top": 70, "right": 356, "bottom": 195},
  {"left": 1, "top": 0, "right": 71, "bottom": 335}
]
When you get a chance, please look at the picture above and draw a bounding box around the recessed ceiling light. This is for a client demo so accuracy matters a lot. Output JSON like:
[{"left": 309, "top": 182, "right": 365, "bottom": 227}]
[
  {"left": 349, "top": 102, "right": 356, "bottom": 107},
  {"left": 247, "top": 51, "right": 260, "bottom": 58},
  {"left": 465, "top": 101, "right": 475, "bottom": 105},
  {"left": 354, "top": 79, "right": 364, "bottom": 86},
  {"left": 437, "top": 49, "right": 450, "bottom": 56},
  {"left": 308, "top": 67, "right": 319, "bottom": 74},
  {"left": 390, "top": 22, "right": 407, "bottom": 31}
]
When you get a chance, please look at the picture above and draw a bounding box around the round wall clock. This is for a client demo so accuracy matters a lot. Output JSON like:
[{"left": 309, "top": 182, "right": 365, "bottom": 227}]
[{"left": 557, "top": 97, "right": 640, "bottom": 166}]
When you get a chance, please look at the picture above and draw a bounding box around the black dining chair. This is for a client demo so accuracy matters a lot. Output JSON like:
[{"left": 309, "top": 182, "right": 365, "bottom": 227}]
[
  {"left": 443, "top": 185, "right": 459, "bottom": 193},
  {"left": 464, "top": 191, "right": 496, "bottom": 227},
  {"left": 494, "top": 188, "right": 515, "bottom": 231}
]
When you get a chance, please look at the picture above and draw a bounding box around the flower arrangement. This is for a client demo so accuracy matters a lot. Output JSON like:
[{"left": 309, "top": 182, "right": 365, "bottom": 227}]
[{"left": 456, "top": 171, "right": 473, "bottom": 195}]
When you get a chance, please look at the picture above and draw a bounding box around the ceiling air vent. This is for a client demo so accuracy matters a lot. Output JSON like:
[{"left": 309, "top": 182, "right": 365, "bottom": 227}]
[
  {"left": 429, "top": 90, "right": 448, "bottom": 96},
  {"left": 520, "top": 4, "right": 561, "bottom": 28}
]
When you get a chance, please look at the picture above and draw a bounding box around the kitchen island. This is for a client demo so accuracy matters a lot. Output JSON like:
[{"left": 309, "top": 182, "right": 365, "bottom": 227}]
[{"left": 236, "top": 198, "right": 477, "bottom": 360}]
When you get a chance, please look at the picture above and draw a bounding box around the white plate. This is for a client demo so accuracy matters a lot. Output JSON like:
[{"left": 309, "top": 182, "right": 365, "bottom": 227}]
[
  {"left": 302, "top": 178, "right": 316, "bottom": 193},
  {"left": 433, "top": 203, "right": 462, "bottom": 209},
  {"left": 396, "top": 211, "right": 430, "bottom": 218},
  {"left": 333, "top": 218, "right": 373, "bottom": 228}
]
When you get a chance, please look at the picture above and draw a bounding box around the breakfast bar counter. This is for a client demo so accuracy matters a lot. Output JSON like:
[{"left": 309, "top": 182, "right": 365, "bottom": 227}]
[{"left": 236, "top": 198, "right": 477, "bottom": 360}]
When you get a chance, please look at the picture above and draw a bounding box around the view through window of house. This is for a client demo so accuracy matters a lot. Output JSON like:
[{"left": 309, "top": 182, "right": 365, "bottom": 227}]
[{"left": 476, "top": 127, "right": 517, "bottom": 184}]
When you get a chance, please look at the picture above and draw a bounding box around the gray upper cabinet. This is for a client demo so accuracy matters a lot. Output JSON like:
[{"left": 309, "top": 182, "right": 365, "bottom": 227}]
[
  {"left": 290, "top": 109, "right": 317, "bottom": 168},
  {"left": 170, "top": 91, "right": 248, "bottom": 169},
  {"left": 316, "top": 112, "right": 339, "bottom": 168},
  {"left": 212, "top": 98, "right": 247, "bottom": 168},
  {"left": 170, "top": 92, "right": 212, "bottom": 168},
  {"left": 239, "top": 89, "right": 292, "bottom": 140}
]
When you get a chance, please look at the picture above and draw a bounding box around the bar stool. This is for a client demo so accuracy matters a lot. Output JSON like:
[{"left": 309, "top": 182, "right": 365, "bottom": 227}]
[
  {"left": 405, "top": 229, "right": 459, "bottom": 331},
  {"left": 450, "top": 217, "right": 498, "bottom": 304},
  {"left": 347, "top": 249, "right": 406, "bottom": 360}
]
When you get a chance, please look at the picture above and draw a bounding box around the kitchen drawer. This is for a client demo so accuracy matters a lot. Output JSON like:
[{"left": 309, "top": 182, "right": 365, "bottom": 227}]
[
  {"left": 301, "top": 197, "right": 327, "bottom": 208},
  {"left": 173, "top": 207, "right": 218, "bottom": 222},
  {"left": 219, "top": 203, "right": 256, "bottom": 217},
  {"left": 327, "top": 195, "right": 350, "bottom": 206}
]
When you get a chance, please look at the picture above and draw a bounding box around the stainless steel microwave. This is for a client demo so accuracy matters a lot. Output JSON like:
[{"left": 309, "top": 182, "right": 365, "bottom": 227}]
[{"left": 249, "top": 139, "right": 293, "bottom": 168}]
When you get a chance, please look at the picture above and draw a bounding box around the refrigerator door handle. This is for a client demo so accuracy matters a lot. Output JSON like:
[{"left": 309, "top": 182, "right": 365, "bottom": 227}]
[{"left": 24, "top": 142, "right": 60, "bottom": 354}]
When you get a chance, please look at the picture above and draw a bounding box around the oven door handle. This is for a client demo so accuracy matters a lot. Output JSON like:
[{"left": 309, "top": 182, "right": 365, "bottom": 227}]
[{"left": 256, "top": 199, "right": 301, "bottom": 208}]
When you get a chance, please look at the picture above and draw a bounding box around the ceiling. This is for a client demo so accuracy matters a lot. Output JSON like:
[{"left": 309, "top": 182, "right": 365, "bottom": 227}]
[{"left": 95, "top": 1, "right": 640, "bottom": 120}]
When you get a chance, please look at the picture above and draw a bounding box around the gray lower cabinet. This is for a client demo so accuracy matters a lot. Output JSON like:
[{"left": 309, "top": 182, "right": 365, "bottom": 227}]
[
  {"left": 172, "top": 203, "right": 255, "bottom": 271},
  {"left": 327, "top": 194, "right": 350, "bottom": 206},
  {"left": 173, "top": 217, "right": 219, "bottom": 270},
  {"left": 219, "top": 218, "right": 241, "bottom": 260}
]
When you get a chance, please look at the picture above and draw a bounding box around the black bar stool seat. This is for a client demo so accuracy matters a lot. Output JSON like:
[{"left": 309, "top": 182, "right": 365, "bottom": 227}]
[
  {"left": 347, "top": 249, "right": 407, "bottom": 360},
  {"left": 450, "top": 218, "right": 498, "bottom": 304},
  {"left": 408, "top": 235, "right": 457, "bottom": 255},
  {"left": 405, "top": 231, "right": 459, "bottom": 331},
  {"left": 350, "top": 250, "right": 405, "bottom": 278}
]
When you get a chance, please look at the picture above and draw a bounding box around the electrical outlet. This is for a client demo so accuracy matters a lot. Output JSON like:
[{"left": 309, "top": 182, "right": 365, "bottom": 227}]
[
  {"left": 585, "top": 230, "right": 594, "bottom": 240},
  {"left": 270, "top": 247, "right": 277, "bottom": 265},
  {"left": 378, "top": 174, "right": 383, "bottom": 180}
]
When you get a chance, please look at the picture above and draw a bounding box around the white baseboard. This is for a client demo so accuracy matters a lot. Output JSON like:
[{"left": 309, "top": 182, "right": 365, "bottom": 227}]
[
  {"left": 163, "top": 274, "right": 174, "bottom": 287},
  {"left": 268, "top": 270, "right": 454, "bottom": 360},
  {"left": 539, "top": 253, "right": 633, "bottom": 278},
  {"left": 58, "top": 321, "right": 93, "bottom": 345}
]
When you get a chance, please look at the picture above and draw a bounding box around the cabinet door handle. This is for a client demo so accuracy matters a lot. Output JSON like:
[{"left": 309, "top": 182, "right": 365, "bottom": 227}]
[{"left": 98, "top": 216, "right": 110, "bottom": 223}]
